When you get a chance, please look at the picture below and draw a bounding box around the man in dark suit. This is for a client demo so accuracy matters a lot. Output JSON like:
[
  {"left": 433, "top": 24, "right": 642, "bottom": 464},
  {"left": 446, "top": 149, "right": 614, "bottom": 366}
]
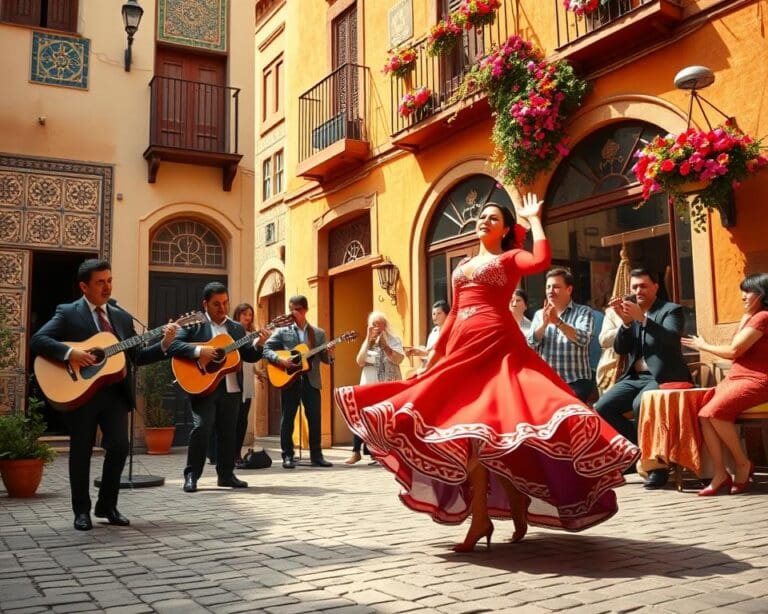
[
  {"left": 594, "top": 268, "right": 692, "bottom": 488},
  {"left": 168, "top": 282, "right": 269, "bottom": 493},
  {"left": 30, "top": 259, "right": 177, "bottom": 531},
  {"left": 263, "top": 295, "right": 334, "bottom": 469}
]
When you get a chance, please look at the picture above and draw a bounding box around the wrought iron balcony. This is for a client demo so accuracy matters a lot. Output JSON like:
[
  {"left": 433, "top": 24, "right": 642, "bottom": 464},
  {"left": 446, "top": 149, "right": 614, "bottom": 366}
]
[
  {"left": 553, "top": 0, "right": 684, "bottom": 70},
  {"left": 390, "top": 1, "right": 515, "bottom": 150},
  {"left": 297, "top": 63, "right": 370, "bottom": 182},
  {"left": 143, "top": 76, "right": 243, "bottom": 191}
]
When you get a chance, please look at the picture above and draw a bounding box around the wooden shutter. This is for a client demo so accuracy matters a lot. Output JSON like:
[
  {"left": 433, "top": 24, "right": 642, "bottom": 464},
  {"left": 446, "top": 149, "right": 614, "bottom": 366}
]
[
  {"left": 46, "top": 0, "right": 77, "bottom": 32},
  {"left": 1, "top": 0, "right": 41, "bottom": 26}
]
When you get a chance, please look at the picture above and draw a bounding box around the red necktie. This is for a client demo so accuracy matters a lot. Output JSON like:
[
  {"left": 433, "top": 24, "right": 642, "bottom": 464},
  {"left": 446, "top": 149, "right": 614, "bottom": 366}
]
[{"left": 95, "top": 306, "right": 115, "bottom": 334}]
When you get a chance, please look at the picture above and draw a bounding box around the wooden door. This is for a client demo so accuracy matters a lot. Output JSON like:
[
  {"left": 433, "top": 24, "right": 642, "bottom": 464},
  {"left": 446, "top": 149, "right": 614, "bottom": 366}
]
[
  {"left": 155, "top": 50, "right": 226, "bottom": 152},
  {"left": 148, "top": 271, "right": 227, "bottom": 444},
  {"left": 331, "top": 4, "right": 360, "bottom": 138},
  {"left": 438, "top": 0, "right": 483, "bottom": 101}
]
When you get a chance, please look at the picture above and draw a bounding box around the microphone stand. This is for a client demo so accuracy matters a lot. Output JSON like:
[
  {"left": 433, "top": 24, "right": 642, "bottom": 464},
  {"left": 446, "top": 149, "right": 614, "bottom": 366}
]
[{"left": 93, "top": 299, "right": 165, "bottom": 489}]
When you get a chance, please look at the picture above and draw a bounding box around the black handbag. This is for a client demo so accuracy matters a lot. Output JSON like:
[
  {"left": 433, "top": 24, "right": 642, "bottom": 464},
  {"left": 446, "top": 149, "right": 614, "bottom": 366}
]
[{"left": 241, "top": 448, "right": 272, "bottom": 469}]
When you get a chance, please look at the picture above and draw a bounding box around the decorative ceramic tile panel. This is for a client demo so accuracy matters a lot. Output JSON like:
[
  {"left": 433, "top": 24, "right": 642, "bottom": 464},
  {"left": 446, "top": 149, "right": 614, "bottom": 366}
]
[
  {"left": 158, "top": 0, "right": 228, "bottom": 51},
  {"left": 30, "top": 31, "right": 90, "bottom": 90},
  {"left": 0, "top": 154, "right": 113, "bottom": 258},
  {"left": 0, "top": 249, "right": 28, "bottom": 415}
]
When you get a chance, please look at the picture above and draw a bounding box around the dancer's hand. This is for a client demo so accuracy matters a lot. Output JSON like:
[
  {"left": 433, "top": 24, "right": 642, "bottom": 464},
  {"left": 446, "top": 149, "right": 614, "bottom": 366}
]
[{"left": 515, "top": 192, "right": 543, "bottom": 221}]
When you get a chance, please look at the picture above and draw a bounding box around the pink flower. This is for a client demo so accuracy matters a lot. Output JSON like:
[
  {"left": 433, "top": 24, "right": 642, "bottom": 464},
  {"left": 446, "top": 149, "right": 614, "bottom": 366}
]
[{"left": 660, "top": 159, "right": 675, "bottom": 173}]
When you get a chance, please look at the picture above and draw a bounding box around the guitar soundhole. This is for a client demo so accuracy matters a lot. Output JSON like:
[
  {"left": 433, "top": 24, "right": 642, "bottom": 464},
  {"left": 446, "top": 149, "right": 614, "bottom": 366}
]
[
  {"left": 204, "top": 362, "right": 223, "bottom": 375},
  {"left": 285, "top": 352, "right": 301, "bottom": 374},
  {"left": 80, "top": 348, "right": 106, "bottom": 380}
]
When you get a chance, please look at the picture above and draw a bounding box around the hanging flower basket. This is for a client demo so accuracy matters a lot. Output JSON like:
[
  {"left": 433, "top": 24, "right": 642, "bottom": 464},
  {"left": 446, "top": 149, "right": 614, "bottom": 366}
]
[
  {"left": 398, "top": 86, "right": 433, "bottom": 119},
  {"left": 632, "top": 121, "right": 768, "bottom": 232},
  {"left": 454, "top": 0, "right": 501, "bottom": 30},
  {"left": 450, "top": 35, "right": 589, "bottom": 185},
  {"left": 563, "top": 0, "right": 603, "bottom": 17},
  {"left": 382, "top": 46, "right": 418, "bottom": 79},
  {"left": 426, "top": 17, "right": 463, "bottom": 56}
]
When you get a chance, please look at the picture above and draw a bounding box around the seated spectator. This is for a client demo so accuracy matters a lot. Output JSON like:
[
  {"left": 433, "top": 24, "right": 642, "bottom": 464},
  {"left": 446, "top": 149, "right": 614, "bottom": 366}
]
[
  {"left": 405, "top": 300, "right": 449, "bottom": 364},
  {"left": 510, "top": 288, "right": 532, "bottom": 336},
  {"left": 595, "top": 307, "right": 625, "bottom": 396},
  {"left": 682, "top": 273, "right": 768, "bottom": 496}
]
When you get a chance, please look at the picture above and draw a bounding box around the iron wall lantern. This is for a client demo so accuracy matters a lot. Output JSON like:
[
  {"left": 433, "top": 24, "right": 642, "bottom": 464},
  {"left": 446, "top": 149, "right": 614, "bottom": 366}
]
[
  {"left": 122, "top": 0, "right": 144, "bottom": 72},
  {"left": 372, "top": 258, "right": 399, "bottom": 305}
]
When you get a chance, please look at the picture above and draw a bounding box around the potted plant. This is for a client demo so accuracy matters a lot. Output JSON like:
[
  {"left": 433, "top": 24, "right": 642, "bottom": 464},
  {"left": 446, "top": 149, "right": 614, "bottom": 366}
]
[
  {"left": 398, "top": 86, "right": 433, "bottom": 119},
  {"left": 426, "top": 17, "right": 463, "bottom": 56},
  {"left": 382, "top": 45, "right": 418, "bottom": 79},
  {"left": 138, "top": 361, "right": 176, "bottom": 454},
  {"left": 451, "top": 35, "right": 589, "bottom": 185},
  {"left": 0, "top": 397, "right": 56, "bottom": 497},
  {"left": 632, "top": 120, "right": 768, "bottom": 231},
  {"left": 453, "top": 0, "right": 501, "bottom": 30}
]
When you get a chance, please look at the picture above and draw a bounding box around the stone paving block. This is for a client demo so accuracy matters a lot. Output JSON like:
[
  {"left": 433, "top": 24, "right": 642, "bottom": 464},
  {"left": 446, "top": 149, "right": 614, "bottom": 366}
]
[
  {"left": 51, "top": 603, "right": 101, "bottom": 613},
  {"left": 367, "top": 579, "right": 438, "bottom": 601},
  {"left": 365, "top": 600, "right": 422, "bottom": 613},
  {"left": 344, "top": 589, "right": 397, "bottom": 605},
  {"left": 149, "top": 598, "right": 210, "bottom": 613},
  {"left": 102, "top": 605, "right": 155, "bottom": 614}
]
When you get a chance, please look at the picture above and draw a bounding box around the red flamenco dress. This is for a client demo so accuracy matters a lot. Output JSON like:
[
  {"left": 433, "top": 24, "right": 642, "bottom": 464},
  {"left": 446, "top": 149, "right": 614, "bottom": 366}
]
[{"left": 335, "top": 240, "right": 640, "bottom": 531}]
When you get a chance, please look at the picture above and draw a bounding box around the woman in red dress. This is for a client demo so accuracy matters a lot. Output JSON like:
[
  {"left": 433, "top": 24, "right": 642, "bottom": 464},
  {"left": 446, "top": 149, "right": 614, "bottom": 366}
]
[
  {"left": 335, "top": 193, "right": 640, "bottom": 551},
  {"left": 682, "top": 273, "right": 768, "bottom": 496}
]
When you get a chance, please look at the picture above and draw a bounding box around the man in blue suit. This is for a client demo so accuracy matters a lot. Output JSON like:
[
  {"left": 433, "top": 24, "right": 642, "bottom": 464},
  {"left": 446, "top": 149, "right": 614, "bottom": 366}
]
[
  {"left": 263, "top": 295, "right": 334, "bottom": 469},
  {"left": 168, "top": 282, "right": 269, "bottom": 493},
  {"left": 30, "top": 259, "right": 177, "bottom": 531},
  {"left": 594, "top": 268, "right": 692, "bottom": 488}
]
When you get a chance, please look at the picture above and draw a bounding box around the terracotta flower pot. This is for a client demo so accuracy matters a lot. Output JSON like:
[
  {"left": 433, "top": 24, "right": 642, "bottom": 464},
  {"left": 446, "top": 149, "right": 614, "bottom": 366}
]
[
  {"left": 145, "top": 426, "right": 176, "bottom": 455},
  {"left": 678, "top": 179, "right": 709, "bottom": 194},
  {"left": 0, "top": 458, "right": 45, "bottom": 497}
]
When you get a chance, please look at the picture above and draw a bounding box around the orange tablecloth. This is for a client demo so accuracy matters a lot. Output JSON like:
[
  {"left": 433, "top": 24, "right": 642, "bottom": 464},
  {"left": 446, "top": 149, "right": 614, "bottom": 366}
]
[{"left": 638, "top": 388, "right": 711, "bottom": 477}]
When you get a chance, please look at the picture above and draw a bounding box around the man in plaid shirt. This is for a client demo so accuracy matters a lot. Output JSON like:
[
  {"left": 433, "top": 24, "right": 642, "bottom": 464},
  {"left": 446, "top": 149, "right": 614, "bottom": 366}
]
[{"left": 527, "top": 268, "right": 595, "bottom": 402}]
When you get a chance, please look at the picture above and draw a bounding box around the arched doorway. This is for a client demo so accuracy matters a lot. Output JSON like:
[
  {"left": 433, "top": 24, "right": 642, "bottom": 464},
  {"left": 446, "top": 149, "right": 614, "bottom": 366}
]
[
  {"left": 148, "top": 218, "right": 228, "bottom": 444},
  {"left": 257, "top": 269, "right": 285, "bottom": 436},
  {"left": 425, "top": 173, "right": 514, "bottom": 332},
  {"left": 537, "top": 120, "right": 696, "bottom": 333}
]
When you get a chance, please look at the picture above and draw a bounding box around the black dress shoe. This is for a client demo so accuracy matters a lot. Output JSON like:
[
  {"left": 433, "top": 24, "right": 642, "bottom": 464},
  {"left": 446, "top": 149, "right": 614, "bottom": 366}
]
[
  {"left": 282, "top": 455, "right": 296, "bottom": 469},
  {"left": 311, "top": 456, "right": 333, "bottom": 468},
  {"left": 94, "top": 507, "right": 130, "bottom": 526},
  {"left": 73, "top": 513, "right": 92, "bottom": 531},
  {"left": 183, "top": 474, "right": 198, "bottom": 493},
  {"left": 644, "top": 469, "right": 670, "bottom": 489},
  {"left": 218, "top": 475, "right": 248, "bottom": 488}
]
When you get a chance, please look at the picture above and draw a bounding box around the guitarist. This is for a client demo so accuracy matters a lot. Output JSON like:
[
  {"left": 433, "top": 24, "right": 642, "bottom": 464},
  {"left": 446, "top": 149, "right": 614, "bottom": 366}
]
[
  {"left": 29, "top": 259, "right": 178, "bottom": 531},
  {"left": 263, "top": 295, "right": 334, "bottom": 469},
  {"left": 168, "top": 282, "right": 270, "bottom": 493}
]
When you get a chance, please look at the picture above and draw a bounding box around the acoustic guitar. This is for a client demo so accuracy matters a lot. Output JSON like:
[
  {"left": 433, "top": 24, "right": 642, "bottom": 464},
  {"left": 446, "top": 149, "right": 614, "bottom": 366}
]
[
  {"left": 34, "top": 311, "right": 206, "bottom": 412},
  {"left": 172, "top": 313, "right": 294, "bottom": 396},
  {"left": 266, "top": 330, "right": 358, "bottom": 389}
]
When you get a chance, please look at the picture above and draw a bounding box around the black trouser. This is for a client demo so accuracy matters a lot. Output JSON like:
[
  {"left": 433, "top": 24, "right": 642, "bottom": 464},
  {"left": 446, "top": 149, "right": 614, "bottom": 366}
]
[
  {"left": 279, "top": 375, "right": 322, "bottom": 459},
  {"left": 64, "top": 385, "right": 130, "bottom": 515},
  {"left": 184, "top": 380, "right": 239, "bottom": 480},
  {"left": 568, "top": 378, "right": 597, "bottom": 404},
  {"left": 593, "top": 372, "right": 658, "bottom": 444},
  {"left": 352, "top": 434, "right": 369, "bottom": 455},
  {"left": 234, "top": 398, "right": 252, "bottom": 459}
]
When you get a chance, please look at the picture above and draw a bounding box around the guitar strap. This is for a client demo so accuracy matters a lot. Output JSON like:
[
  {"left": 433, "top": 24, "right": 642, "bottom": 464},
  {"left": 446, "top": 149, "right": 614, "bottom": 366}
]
[{"left": 307, "top": 324, "right": 316, "bottom": 350}]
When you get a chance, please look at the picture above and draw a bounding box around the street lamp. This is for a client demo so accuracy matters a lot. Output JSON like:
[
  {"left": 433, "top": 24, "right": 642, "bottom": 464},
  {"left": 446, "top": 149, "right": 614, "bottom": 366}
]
[
  {"left": 673, "top": 65, "right": 732, "bottom": 130},
  {"left": 122, "top": 0, "right": 144, "bottom": 72},
  {"left": 372, "top": 258, "right": 399, "bottom": 305}
]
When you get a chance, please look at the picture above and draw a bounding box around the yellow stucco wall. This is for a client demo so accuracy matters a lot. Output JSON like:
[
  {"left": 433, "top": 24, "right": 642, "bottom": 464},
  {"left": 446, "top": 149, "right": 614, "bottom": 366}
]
[{"left": 0, "top": 0, "right": 256, "bottom": 323}]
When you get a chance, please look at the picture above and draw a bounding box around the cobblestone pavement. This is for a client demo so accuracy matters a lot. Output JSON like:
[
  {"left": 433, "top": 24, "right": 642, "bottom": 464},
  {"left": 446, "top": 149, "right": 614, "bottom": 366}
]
[{"left": 1, "top": 439, "right": 767, "bottom": 614}]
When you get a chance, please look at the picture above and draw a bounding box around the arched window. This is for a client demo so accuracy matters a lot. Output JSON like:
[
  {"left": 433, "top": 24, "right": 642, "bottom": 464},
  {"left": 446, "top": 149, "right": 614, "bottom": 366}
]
[
  {"left": 426, "top": 174, "right": 513, "bottom": 309},
  {"left": 535, "top": 121, "right": 696, "bottom": 335},
  {"left": 150, "top": 219, "right": 226, "bottom": 270}
]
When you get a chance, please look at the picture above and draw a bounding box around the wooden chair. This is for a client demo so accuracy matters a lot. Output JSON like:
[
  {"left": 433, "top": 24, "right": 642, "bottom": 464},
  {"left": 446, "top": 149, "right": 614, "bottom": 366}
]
[{"left": 736, "top": 402, "right": 768, "bottom": 471}]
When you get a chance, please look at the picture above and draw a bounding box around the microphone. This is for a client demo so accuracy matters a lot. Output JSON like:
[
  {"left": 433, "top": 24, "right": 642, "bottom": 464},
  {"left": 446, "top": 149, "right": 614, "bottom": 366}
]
[{"left": 107, "top": 297, "right": 149, "bottom": 332}]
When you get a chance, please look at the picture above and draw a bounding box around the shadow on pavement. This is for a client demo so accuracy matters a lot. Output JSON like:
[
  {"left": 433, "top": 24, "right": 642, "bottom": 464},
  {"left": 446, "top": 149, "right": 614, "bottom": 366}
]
[{"left": 437, "top": 533, "right": 752, "bottom": 577}]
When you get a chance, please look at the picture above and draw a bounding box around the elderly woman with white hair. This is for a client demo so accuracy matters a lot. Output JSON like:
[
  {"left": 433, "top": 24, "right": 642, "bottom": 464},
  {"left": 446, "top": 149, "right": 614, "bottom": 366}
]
[{"left": 346, "top": 311, "right": 405, "bottom": 464}]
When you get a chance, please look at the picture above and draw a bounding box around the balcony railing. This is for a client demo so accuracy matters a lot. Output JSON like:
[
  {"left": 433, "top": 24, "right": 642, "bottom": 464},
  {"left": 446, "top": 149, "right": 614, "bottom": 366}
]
[
  {"left": 298, "top": 63, "right": 369, "bottom": 164},
  {"left": 144, "top": 76, "right": 242, "bottom": 190},
  {"left": 390, "top": 2, "right": 516, "bottom": 136}
]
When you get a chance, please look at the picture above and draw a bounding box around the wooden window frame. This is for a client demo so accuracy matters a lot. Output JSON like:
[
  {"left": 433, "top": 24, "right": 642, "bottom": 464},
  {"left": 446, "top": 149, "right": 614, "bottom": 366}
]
[
  {"left": 1, "top": 0, "right": 78, "bottom": 33},
  {"left": 261, "top": 148, "right": 284, "bottom": 203},
  {"left": 261, "top": 53, "right": 284, "bottom": 134}
]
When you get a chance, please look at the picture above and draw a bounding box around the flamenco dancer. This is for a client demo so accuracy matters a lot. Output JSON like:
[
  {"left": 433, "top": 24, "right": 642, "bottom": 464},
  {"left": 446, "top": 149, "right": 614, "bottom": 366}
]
[{"left": 335, "top": 192, "right": 640, "bottom": 552}]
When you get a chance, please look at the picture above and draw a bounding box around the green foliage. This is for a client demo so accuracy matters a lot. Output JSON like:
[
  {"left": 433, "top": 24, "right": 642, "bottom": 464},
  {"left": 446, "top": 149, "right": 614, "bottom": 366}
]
[
  {"left": 0, "top": 398, "right": 56, "bottom": 463},
  {"left": 450, "top": 36, "right": 589, "bottom": 186},
  {"left": 138, "top": 361, "right": 174, "bottom": 427}
]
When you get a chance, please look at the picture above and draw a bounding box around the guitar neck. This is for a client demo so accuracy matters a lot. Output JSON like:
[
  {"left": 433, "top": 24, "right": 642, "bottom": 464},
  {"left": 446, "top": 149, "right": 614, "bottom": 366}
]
[
  {"left": 301, "top": 338, "right": 338, "bottom": 360},
  {"left": 221, "top": 321, "right": 281, "bottom": 355},
  {"left": 104, "top": 325, "right": 164, "bottom": 358}
]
